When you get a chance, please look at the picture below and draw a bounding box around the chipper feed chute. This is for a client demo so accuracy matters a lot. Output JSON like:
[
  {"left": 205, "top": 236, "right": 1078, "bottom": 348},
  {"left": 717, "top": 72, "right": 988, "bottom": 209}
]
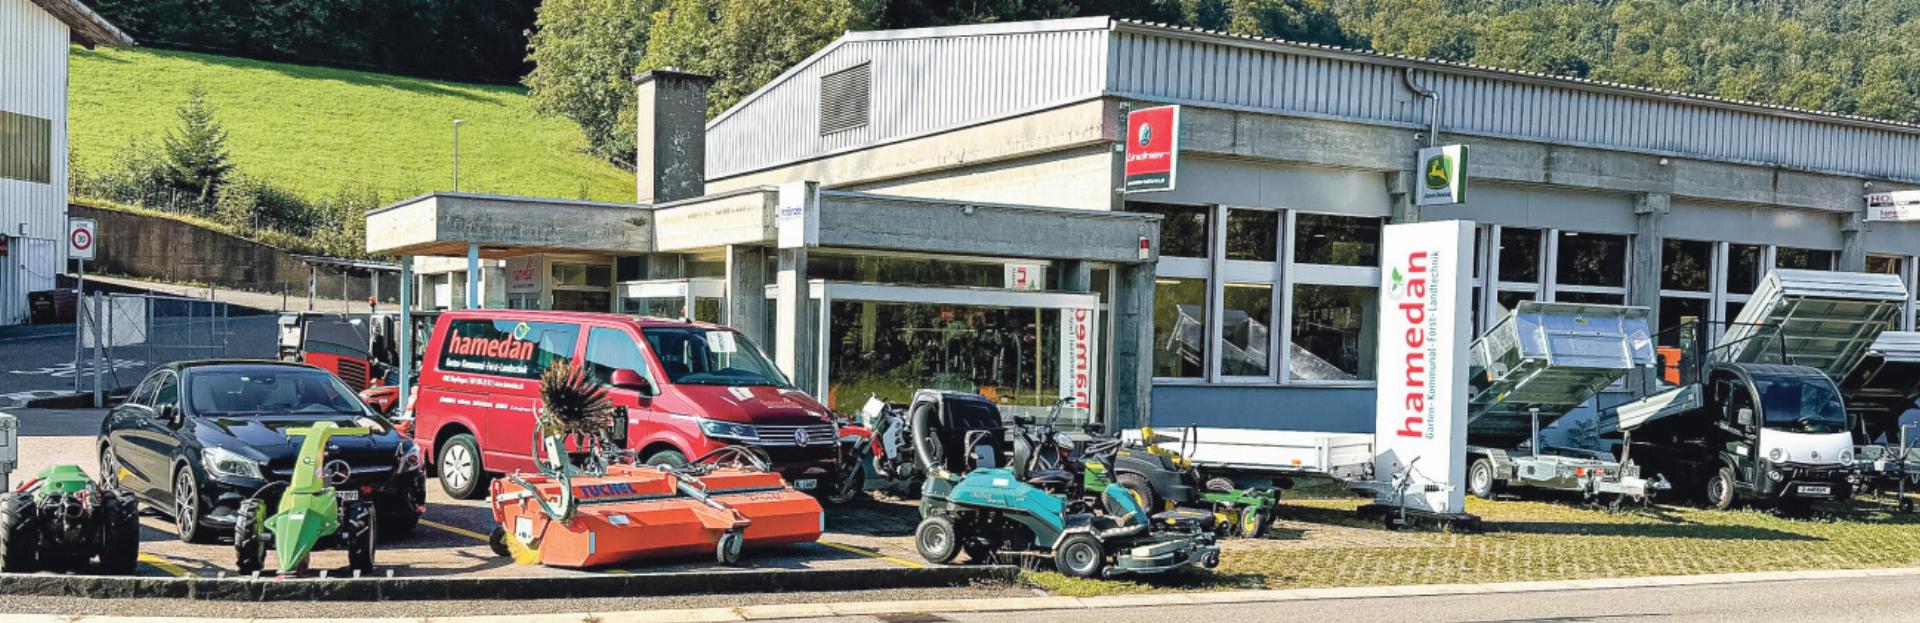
[
  {"left": 1714, "top": 269, "right": 1910, "bottom": 380},
  {"left": 1468, "top": 302, "right": 1655, "bottom": 446}
]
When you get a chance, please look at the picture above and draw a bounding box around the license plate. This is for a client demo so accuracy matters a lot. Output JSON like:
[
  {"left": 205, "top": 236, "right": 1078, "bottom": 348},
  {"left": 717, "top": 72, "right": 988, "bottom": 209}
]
[
  {"left": 793, "top": 479, "right": 817, "bottom": 491},
  {"left": 337, "top": 490, "right": 360, "bottom": 501},
  {"left": 1798, "top": 485, "right": 1832, "bottom": 496}
]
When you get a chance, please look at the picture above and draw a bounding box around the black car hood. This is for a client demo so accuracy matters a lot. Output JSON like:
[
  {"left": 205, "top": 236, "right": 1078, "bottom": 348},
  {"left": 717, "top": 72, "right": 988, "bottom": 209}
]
[{"left": 199, "top": 413, "right": 401, "bottom": 464}]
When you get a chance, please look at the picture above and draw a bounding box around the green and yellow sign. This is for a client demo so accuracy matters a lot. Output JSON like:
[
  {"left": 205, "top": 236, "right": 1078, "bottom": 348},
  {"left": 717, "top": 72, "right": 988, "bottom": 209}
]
[{"left": 1416, "top": 144, "right": 1469, "bottom": 207}]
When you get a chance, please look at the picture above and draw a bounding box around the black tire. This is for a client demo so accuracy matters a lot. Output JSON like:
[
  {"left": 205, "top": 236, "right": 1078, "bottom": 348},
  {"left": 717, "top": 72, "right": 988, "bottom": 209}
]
[
  {"left": 172, "top": 468, "right": 215, "bottom": 544},
  {"left": 645, "top": 449, "right": 689, "bottom": 469},
  {"left": 962, "top": 540, "right": 997, "bottom": 563},
  {"left": 487, "top": 526, "right": 511, "bottom": 557},
  {"left": 1705, "top": 466, "right": 1738, "bottom": 511},
  {"left": 437, "top": 433, "right": 490, "bottom": 500},
  {"left": 715, "top": 529, "right": 744, "bottom": 566},
  {"left": 378, "top": 501, "right": 422, "bottom": 540},
  {"left": 1116, "top": 472, "right": 1159, "bottom": 513},
  {"left": 98, "top": 445, "right": 125, "bottom": 493},
  {"left": 1238, "top": 507, "right": 1269, "bottom": 538},
  {"left": 1055, "top": 533, "right": 1106, "bottom": 579},
  {"left": 1468, "top": 457, "right": 1500, "bottom": 500},
  {"left": 345, "top": 502, "right": 377, "bottom": 574},
  {"left": 233, "top": 498, "right": 266, "bottom": 575},
  {"left": 0, "top": 493, "right": 38, "bottom": 573},
  {"left": 915, "top": 515, "right": 960, "bottom": 565},
  {"left": 97, "top": 491, "right": 141, "bottom": 575},
  {"left": 824, "top": 463, "right": 866, "bottom": 505}
]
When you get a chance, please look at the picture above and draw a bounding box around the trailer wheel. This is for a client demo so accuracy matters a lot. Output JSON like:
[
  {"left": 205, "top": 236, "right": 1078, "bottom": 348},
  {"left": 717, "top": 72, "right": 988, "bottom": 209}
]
[
  {"left": 1705, "top": 467, "right": 1737, "bottom": 510},
  {"left": 97, "top": 491, "right": 141, "bottom": 575},
  {"left": 1468, "top": 458, "right": 1500, "bottom": 499},
  {"left": 0, "top": 493, "right": 37, "bottom": 573},
  {"left": 1237, "top": 507, "right": 1269, "bottom": 538},
  {"left": 716, "top": 529, "right": 745, "bottom": 566},
  {"left": 233, "top": 498, "right": 266, "bottom": 575},
  {"left": 914, "top": 516, "right": 960, "bottom": 564},
  {"left": 1055, "top": 533, "right": 1105, "bottom": 579}
]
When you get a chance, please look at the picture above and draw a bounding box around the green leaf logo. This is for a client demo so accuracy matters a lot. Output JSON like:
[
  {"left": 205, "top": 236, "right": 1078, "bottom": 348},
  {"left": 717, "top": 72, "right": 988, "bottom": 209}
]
[{"left": 1388, "top": 267, "right": 1406, "bottom": 300}]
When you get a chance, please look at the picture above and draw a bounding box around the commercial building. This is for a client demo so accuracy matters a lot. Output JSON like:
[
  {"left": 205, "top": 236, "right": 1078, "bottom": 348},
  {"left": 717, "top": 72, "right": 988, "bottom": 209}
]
[
  {"left": 372, "top": 17, "right": 1920, "bottom": 434},
  {"left": 1, "top": 0, "right": 130, "bottom": 324}
]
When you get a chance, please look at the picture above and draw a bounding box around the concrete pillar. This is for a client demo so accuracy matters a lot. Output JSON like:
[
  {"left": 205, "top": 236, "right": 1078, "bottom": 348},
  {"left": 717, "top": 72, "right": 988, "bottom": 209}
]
[
  {"left": 1631, "top": 193, "right": 1670, "bottom": 318},
  {"left": 1839, "top": 212, "right": 1867, "bottom": 272},
  {"left": 1059, "top": 260, "right": 1093, "bottom": 293},
  {"left": 1385, "top": 172, "right": 1418, "bottom": 224},
  {"left": 1108, "top": 262, "right": 1155, "bottom": 432},
  {"left": 465, "top": 243, "right": 481, "bottom": 309},
  {"left": 635, "top": 70, "right": 715, "bottom": 205},
  {"left": 725, "top": 244, "right": 768, "bottom": 344},
  {"left": 774, "top": 247, "right": 815, "bottom": 394}
]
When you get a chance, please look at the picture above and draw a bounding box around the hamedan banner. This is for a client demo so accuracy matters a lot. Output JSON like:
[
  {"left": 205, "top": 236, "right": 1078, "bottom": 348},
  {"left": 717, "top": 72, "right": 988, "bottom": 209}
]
[{"left": 1372, "top": 220, "right": 1474, "bottom": 515}]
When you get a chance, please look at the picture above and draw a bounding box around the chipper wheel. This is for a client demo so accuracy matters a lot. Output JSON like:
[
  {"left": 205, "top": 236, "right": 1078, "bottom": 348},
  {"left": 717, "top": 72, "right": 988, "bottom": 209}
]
[
  {"left": 1054, "top": 533, "right": 1106, "bottom": 579},
  {"left": 716, "top": 529, "right": 745, "bottom": 566},
  {"left": 344, "top": 502, "right": 378, "bottom": 574},
  {"left": 0, "top": 493, "right": 39, "bottom": 573},
  {"left": 914, "top": 515, "right": 960, "bottom": 565},
  {"left": 96, "top": 490, "right": 142, "bottom": 575},
  {"left": 233, "top": 499, "right": 267, "bottom": 575}
]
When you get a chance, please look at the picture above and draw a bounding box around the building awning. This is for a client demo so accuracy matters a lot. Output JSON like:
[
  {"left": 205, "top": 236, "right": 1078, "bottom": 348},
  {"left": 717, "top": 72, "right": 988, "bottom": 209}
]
[
  {"left": 290, "top": 254, "right": 400, "bottom": 274},
  {"left": 366, "top": 192, "right": 653, "bottom": 258},
  {"left": 29, "top": 0, "right": 133, "bottom": 47}
]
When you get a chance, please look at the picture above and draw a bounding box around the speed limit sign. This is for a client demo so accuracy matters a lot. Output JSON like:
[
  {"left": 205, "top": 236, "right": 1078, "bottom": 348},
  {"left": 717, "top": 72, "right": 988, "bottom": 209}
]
[{"left": 68, "top": 218, "right": 96, "bottom": 261}]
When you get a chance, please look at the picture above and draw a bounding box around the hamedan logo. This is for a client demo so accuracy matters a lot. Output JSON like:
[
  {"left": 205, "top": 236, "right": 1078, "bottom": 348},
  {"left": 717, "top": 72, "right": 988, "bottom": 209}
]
[{"left": 1424, "top": 154, "right": 1453, "bottom": 191}]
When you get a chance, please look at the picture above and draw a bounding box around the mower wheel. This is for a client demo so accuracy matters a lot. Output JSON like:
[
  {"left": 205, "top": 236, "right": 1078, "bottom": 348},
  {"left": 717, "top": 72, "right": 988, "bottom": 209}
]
[
  {"left": 824, "top": 465, "right": 866, "bottom": 505},
  {"left": 914, "top": 515, "right": 960, "bottom": 564},
  {"left": 716, "top": 529, "right": 745, "bottom": 566},
  {"left": 1237, "top": 507, "right": 1270, "bottom": 538},
  {"left": 233, "top": 499, "right": 266, "bottom": 575},
  {"left": 345, "top": 502, "right": 378, "bottom": 574},
  {"left": 0, "top": 493, "right": 38, "bottom": 573},
  {"left": 97, "top": 491, "right": 141, "bottom": 575},
  {"left": 1117, "top": 473, "right": 1159, "bottom": 514},
  {"left": 1705, "top": 466, "right": 1738, "bottom": 511},
  {"left": 1055, "top": 533, "right": 1105, "bottom": 579}
]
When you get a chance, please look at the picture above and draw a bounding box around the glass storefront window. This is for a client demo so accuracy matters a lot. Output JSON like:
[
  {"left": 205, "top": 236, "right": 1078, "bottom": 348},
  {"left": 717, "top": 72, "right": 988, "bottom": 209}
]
[
  {"left": 1662, "top": 239, "right": 1713, "bottom": 292},
  {"left": 552, "top": 290, "right": 611, "bottom": 312},
  {"left": 1556, "top": 291, "right": 1625, "bottom": 305},
  {"left": 1289, "top": 284, "right": 1376, "bottom": 381},
  {"left": 552, "top": 263, "right": 613, "bottom": 288},
  {"left": 1498, "top": 227, "right": 1542, "bottom": 283},
  {"left": 1225, "top": 209, "right": 1278, "bottom": 262},
  {"left": 1555, "top": 232, "right": 1627, "bottom": 288},
  {"left": 1493, "top": 291, "right": 1535, "bottom": 323},
  {"left": 1220, "top": 283, "right": 1272, "bottom": 377},
  {"left": 1867, "top": 255, "right": 1904, "bottom": 276},
  {"left": 1725, "top": 300, "right": 1747, "bottom": 324},
  {"left": 1294, "top": 214, "right": 1382, "bottom": 267},
  {"left": 1153, "top": 278, "right": 1206, "bottom": 378},
  {"left": 1727, "top": 244, "right": 1765, "bottom": 294},
  {"left": 824, "top": 300, "right": 1071, "bottom": 423},
  {"left": 1131, "top": 203, "right": 1210, "bottom": 258},
  {"left": 1659, "top": 297, "right": 1709, "bottom": 347},
  {"left": 1775, "top": 247, "right": 1834, "bottom": 271}
]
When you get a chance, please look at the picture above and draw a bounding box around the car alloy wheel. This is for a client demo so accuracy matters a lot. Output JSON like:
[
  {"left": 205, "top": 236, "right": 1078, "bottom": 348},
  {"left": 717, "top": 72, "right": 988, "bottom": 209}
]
[{"left": 174, "top": 470, "right": 199, "bottom": 540}]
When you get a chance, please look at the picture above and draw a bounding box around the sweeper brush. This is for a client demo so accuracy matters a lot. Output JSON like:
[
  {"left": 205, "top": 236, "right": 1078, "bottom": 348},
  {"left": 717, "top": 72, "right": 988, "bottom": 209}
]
[{"left": 485, "top": 364, "right": 823, "bottom": 569}]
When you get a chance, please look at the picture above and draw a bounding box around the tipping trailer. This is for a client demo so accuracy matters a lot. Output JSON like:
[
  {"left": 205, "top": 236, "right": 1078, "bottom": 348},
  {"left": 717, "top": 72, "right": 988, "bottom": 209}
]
[
  {"left": 1462, "top": 301, "right": 1665, "bottom": 502},
  {"left": 1604, "top": 270, "right": 1910, "bottom": 509},
  {"left": 1840, "top": 332, "right": 1920, "bottom": 506}
]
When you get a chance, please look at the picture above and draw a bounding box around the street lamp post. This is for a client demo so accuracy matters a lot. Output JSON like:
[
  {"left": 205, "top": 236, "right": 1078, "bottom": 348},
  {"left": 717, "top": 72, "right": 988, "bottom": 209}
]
[{"left": 452, "top": 119, "right": 467, "bottom": 191}]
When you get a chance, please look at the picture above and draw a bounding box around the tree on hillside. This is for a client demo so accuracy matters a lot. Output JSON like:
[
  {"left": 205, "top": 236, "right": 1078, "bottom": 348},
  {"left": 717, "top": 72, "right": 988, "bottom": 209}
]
[
  {"left": 161, "top": 87, "right": 234, "bottom": 209},
  {"left": 524, "top": 0, "right": 660, "bottom": 167}
]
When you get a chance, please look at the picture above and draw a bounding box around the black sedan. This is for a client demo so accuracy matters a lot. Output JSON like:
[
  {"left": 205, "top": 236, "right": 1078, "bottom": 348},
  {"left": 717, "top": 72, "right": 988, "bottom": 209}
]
[{"left": 98, "top": 361, "right": 426, "bottom": 543}]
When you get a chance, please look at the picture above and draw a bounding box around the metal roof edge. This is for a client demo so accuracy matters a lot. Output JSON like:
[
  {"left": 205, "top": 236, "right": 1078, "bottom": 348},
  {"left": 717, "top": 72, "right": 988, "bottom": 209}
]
[
  {"left": 29, "top": 0, "right": 133, "bottom": 47},
  {"left": 368, "top": 191, "right": 646, "bottom": 217}
]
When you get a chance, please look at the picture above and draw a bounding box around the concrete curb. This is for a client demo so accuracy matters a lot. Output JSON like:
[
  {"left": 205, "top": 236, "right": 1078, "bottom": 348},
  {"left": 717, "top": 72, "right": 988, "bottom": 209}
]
[{"left": 0, "top": 564, "right": 1018, "bottom": 602}]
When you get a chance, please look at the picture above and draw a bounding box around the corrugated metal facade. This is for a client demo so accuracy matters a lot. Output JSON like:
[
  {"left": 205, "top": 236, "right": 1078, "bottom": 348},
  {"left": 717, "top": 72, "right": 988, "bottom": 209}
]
[
  {"left": 0, "top": 0, "right": 73, "bottom": 324},
  {"left": 707, "top": 18, "right": 1920, "bottom": 185}
]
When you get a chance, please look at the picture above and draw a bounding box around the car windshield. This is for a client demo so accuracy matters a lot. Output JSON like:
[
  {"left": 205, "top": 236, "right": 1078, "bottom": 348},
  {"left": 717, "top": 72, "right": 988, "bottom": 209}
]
[
  {"left": 186, "top": 367, "right": 367, "bottom": 416},
  {"left": 1754, "top": 375, "right": 1848, "bottom": 435},
  {"left": 641, "top": 327, "right": 792, "bottom": 388}
]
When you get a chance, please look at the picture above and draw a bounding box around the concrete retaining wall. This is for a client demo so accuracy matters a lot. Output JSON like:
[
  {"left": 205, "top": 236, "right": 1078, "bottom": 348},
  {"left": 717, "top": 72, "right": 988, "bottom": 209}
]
[{"left": 70, "top": 204, "right": 398, "bottom": 306}]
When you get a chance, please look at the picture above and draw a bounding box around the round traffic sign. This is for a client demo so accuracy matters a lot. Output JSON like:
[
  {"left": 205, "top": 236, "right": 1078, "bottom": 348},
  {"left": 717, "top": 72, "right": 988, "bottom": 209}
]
[{"left": 70, "top": 227, "right": 93, "bottom": 251}]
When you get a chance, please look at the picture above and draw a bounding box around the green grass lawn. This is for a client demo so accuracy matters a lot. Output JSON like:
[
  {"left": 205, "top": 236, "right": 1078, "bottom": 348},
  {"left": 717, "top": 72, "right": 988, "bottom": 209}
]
[
  {"left": 67, "top": 47, "right": 635, "bottom": 204},
  {"left": 1024, "top": 494, "right": 1920, "bottom": 597}
]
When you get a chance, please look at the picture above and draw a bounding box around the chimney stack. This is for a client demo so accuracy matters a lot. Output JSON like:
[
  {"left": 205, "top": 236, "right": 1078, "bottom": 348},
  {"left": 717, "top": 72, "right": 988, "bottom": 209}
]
[{"left": 635, "top": 69, "right": 714, "bottom": 204}]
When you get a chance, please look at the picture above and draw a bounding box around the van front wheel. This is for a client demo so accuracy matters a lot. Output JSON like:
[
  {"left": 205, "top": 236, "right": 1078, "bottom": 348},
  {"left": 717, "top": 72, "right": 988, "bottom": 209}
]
[
  {"left": 438, "top": 434, "right": 489, "bottom": 500},
  {"left": 646, "top": 449, "right": 689, "bottom": 470}
]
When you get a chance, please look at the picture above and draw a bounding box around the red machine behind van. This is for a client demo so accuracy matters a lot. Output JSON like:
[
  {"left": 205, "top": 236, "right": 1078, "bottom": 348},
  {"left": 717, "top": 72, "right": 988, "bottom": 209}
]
[{"left": 409, "top": 310, "right": 842, "bottom": 500}]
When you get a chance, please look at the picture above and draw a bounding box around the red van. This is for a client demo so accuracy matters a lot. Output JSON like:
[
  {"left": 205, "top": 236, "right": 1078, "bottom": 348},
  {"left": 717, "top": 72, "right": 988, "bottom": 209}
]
[{"left": 409, "top": 310, "right": 841, "bottom": 499}]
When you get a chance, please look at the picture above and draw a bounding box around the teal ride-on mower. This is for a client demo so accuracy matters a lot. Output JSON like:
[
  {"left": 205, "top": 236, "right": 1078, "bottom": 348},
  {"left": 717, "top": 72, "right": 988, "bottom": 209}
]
[
  {"left": 234, "top": 422, "right": 379, "bottom": 576},
  {"left": 0, "top": 465, "right": 141, "bottom": 573},
  {"left": 911, "top": 392, "right": 1221, "bottom": 578}
]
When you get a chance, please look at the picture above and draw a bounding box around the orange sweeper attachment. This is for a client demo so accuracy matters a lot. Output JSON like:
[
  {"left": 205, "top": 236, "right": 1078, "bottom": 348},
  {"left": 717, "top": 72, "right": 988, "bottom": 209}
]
[{"left": 486, "top": 366, "right": 823, "bottom": 568}]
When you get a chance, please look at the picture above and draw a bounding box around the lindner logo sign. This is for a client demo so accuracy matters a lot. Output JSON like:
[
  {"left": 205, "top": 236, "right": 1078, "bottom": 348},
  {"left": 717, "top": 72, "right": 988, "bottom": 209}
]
[
  {"left": 1372, "top": 220, "right": 1473, "bottom": 515},
  {"left": 1866, "top": 190, "right": 1920, "bottom": 222},
  {"left": 1123, "top": 105, "right": 1180, "bottom": 193},
  {"left": 1415, "top": 145, "right": 1469, "bottom": 206}
]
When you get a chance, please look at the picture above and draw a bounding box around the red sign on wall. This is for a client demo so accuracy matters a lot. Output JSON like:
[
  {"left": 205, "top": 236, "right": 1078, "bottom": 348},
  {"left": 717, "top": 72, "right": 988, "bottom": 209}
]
[{"left": 1123, "top": 105, "right": 1180, "bottom": 193}]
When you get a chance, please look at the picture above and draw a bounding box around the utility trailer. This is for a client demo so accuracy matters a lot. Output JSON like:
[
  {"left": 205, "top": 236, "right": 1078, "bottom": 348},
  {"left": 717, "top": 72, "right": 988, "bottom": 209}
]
[
  {"left": 1840, "top": 331, "right": 1920, "bottom": 509},
  {"left": 1462, "top": 301, "right": 1665, "bottom": 503},
  {"left": 1120, "top": 428, "right": 1375, "bottom": 482},
  {"left": 1604, "top": 270, "right": 1910, "bottom": 510}
]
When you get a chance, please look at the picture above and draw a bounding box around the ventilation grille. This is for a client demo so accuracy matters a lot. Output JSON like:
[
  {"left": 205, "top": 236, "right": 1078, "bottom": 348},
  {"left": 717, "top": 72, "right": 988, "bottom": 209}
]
[{"left": 819, "top": 63, "right": 871, "bottom": 136}]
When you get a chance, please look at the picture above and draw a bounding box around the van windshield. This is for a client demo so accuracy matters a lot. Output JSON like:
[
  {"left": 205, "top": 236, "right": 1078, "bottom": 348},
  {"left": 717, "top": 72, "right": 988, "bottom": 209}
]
[
  {"left": 641, "top": 328, "right": 792, "bottom": 388},
  {"left": 1753, "top": 374, "right": 1848, "bottom": 435}
]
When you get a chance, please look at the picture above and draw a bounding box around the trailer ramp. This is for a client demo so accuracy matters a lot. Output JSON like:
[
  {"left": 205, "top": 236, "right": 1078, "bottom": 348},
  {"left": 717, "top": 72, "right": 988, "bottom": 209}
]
[
  {"left": 1467, "top": 302, "right": 1655, "bottom": 446},
  {"left": 1715, "top": 270, "right": 1909, "bottom": 380}
]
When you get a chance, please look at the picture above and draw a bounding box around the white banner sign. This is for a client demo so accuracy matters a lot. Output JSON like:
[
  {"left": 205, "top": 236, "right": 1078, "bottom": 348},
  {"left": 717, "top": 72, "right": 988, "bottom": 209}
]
[
  {"left": 1372, "top": 220, "right": 1473, "bottom": 515},
  {"left": 1004, "top": 264, "right": 1044, "bottom": 291},
  {"left": 776, "top": 182, "right": 818, "bottom": 249},
  {"left": 1866, "top": 190, "right": 1920, "bottom": 222},
  {"left": 1415, "top": 145, "right": 1469, "bottom": 207},
  {"left": 1057, "top": 307, "right": 1096, "bottom": 415},
  {"left": 504, "top": 256, "right": 540, "bottom": 294}
]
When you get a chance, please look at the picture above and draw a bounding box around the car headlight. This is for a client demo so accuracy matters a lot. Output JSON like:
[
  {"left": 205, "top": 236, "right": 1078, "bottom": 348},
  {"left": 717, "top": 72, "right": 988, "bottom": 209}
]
[
  {"left": 1840, "top": 450, "right": 1854, "bottom": 466},
  {"left": 396, "top": 441, "right": 425, "bottom": 472},
  {"left": 699, "top": 418, "right": 760, "bottom": 441},
  {"left": 1769, "top": 448, "right": 1786, "bottom": 463},
  {"left": 203, "top": 446, "right": 264, "bottom": 480}
]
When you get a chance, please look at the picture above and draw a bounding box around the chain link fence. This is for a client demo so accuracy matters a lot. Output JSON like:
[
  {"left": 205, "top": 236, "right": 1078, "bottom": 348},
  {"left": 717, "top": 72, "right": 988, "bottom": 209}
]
[{"left": 77, "top": 293, "right": 230, "bottom": 399}]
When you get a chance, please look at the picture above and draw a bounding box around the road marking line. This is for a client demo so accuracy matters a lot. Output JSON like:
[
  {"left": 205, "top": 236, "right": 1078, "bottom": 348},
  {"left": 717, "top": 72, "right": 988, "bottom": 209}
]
[
  {"left": 420, "top": 519, "right": 490, "bottom": 542},
  {"left": 138, "top": 553, "right": 191, "bottom": 578},
  {"left": 818, "top": 541, "right": 924, "bottom": 569}
]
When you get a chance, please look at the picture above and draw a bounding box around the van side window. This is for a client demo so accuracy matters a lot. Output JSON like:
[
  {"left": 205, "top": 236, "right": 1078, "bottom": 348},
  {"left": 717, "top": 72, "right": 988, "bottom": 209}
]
[
  {"left": 438, "top": 319, "right": 580, "bottom": 379},
  {"left": 584, "top": 328, "right": 652, "bottom": 386}
]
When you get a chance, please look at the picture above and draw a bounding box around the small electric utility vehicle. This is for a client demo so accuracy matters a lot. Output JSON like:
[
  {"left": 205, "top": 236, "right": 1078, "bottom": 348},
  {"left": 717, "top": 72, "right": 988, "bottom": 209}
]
[
  {"left": 234, "top": 421, "right": 379, "bottom": 576},
  {"left": 912, "top": 392, "right": 1220, "bottom": 578},
  {"left": 0, "top": 465, "right": 140, "bottom": 573}
]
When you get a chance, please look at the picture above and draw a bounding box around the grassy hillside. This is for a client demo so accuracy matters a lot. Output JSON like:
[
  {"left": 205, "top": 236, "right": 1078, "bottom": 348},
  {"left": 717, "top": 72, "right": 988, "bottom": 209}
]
[{"left": 67, "top": 46, "right": 635, "bottom": 205}]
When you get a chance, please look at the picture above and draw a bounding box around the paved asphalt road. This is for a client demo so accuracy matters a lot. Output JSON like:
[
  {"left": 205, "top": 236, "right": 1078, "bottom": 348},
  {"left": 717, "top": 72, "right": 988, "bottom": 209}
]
[{"left": 0, "top": 314, "right": 277, "bottom": 404}]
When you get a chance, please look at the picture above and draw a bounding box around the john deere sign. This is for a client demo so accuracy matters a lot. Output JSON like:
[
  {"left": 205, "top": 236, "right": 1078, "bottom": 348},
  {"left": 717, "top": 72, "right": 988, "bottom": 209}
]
[{"left": 1415, "top": 144, "right": 1469, "bottom": 207}]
